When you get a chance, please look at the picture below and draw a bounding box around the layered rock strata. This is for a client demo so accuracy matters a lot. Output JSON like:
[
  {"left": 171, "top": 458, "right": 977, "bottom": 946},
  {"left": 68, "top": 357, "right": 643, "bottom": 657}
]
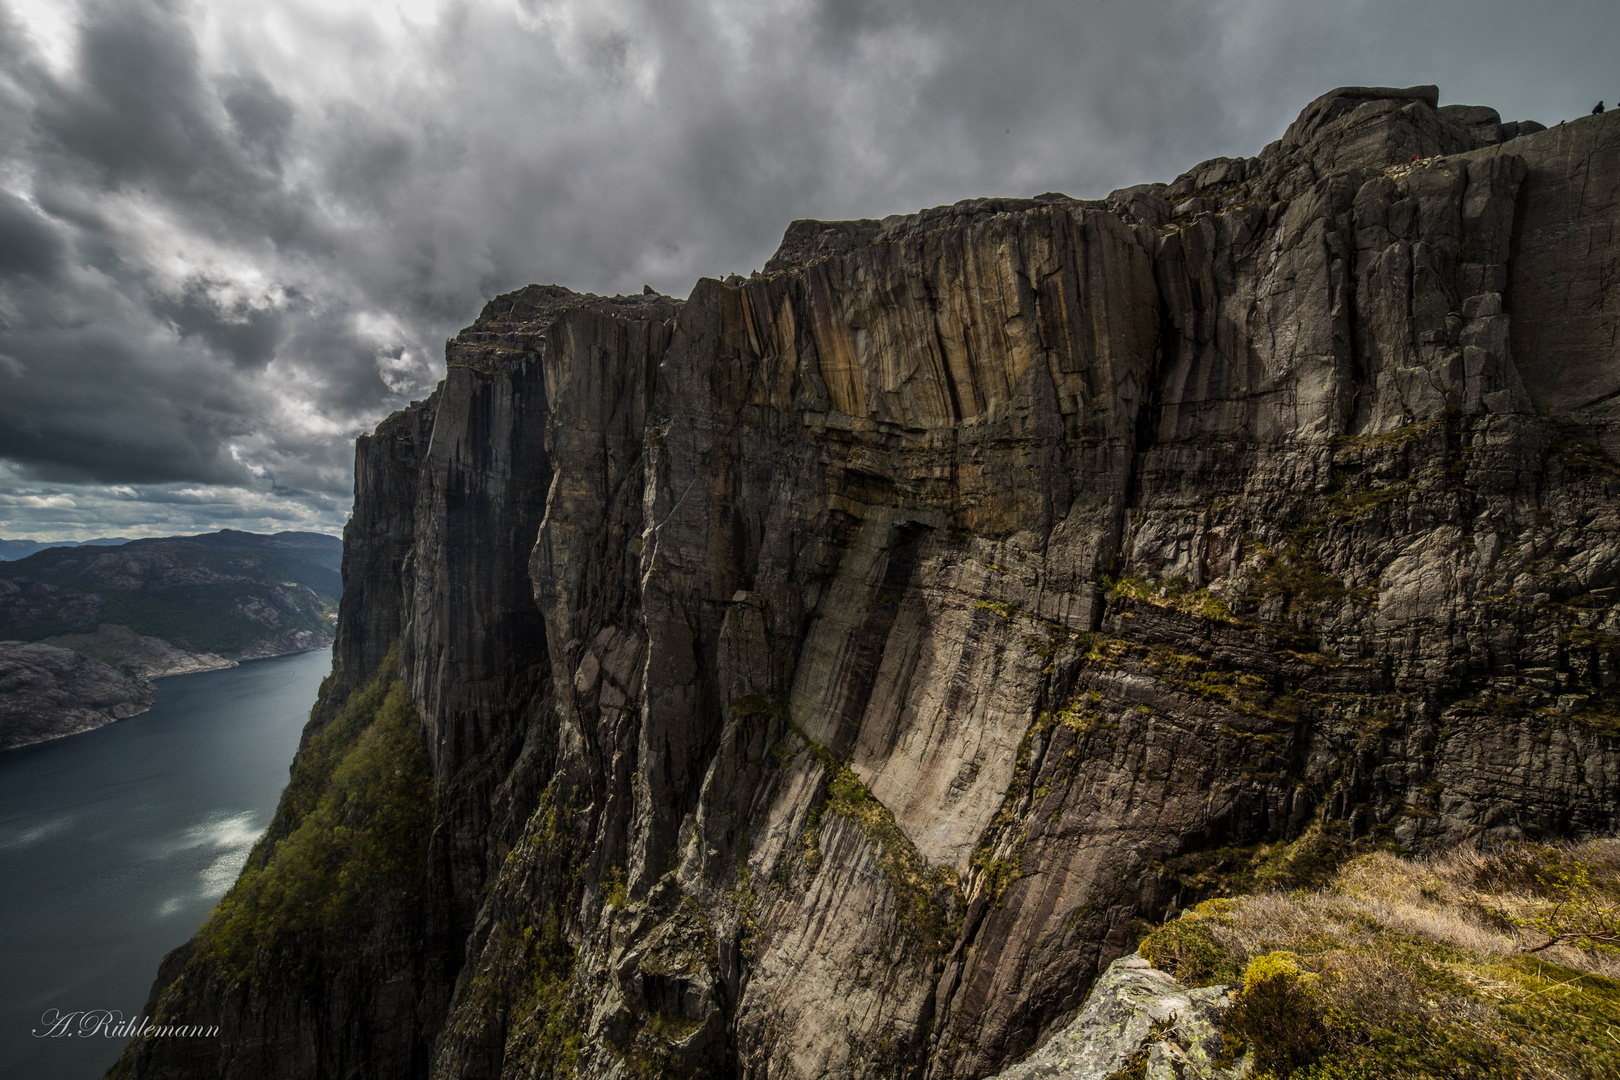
[{"left": 115, "top": 87, "right": 1619, "bottom": 1080}]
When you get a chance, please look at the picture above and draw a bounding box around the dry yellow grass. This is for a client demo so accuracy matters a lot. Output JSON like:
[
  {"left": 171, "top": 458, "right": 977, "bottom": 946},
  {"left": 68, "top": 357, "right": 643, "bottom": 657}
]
[{"left": 1138, "top": 839, "right": 1620, "bottom": 1079}]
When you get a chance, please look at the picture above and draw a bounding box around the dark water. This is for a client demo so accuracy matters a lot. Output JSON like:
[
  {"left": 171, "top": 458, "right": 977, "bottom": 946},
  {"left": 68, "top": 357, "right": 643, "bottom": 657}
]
[{"left": 0, "top": 648, "right": 329, "bottom": 1080}]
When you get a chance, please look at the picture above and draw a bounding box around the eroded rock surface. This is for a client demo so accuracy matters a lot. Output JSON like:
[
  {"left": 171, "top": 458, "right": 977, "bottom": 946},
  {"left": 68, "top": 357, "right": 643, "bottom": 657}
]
[
  {"left": 115, "top": 88, "right": 1620, "bottom": 1080},
  {"left": 987, "top": 954, "right": 1242, "bottom": 1080},
  {"left": 0, "top": 640, "right": 152, "bottom": 750}
]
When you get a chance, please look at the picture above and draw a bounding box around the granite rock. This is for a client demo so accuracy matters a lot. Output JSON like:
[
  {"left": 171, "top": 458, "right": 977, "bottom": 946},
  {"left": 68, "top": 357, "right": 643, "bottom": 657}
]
[{"left": 986, "top": 954, "right": 1243, "bottom": 1080}]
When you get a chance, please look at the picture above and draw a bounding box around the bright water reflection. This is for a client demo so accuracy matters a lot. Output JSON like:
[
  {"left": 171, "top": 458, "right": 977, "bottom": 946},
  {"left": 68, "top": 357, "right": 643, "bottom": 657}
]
[{"left": 0, "top": 648, "right": 328, "bottom": 1079}]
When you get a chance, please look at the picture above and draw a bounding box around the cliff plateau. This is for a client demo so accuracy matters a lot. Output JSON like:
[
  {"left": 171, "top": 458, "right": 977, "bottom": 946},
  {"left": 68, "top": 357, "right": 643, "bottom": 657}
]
[{"left": 113, "top": 86, "right": 1620, "bottom": 1080}]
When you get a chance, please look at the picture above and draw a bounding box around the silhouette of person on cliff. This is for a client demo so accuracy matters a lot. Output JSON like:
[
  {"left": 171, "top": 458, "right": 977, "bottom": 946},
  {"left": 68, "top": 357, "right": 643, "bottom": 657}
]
[{"left": 1595, "top": 101, "right": 1607, "bottom": 115}]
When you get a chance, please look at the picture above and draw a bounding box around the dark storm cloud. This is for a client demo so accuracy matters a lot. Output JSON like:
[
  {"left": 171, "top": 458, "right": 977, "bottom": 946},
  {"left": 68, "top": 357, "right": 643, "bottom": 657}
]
[
  {"left": 220, "top": 74, "right": 295, "bottom": 175},
  {"left": 155, "top": 283, "right": 285, "bottom": 372},
  {"left": 0, "top": 0, "right": 1615, "bottom": 539},
  {"left": 0, "top": 191, "right": 65, "bottom": 279},
  {"left": 41, "top": 2, "right": 219, "bottom": 190}
]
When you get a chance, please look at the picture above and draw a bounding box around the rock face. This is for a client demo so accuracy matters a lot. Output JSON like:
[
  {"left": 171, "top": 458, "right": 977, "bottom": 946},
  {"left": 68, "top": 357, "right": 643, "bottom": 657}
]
[
  {"left": 985, "top": 954, "right": 1241, "bottom": 1080},
  {"left": 114, "top": 89, "right": 1620, "bottom": 1080},
  {"left": 0, "top": 641, "right": 152, "bottom": 750}
]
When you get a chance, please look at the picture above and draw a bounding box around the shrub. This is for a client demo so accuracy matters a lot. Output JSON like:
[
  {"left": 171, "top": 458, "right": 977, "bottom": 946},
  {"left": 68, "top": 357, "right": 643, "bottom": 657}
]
[
  {"left": 1481, "top": 843, "right": 1620, "bottom": 955},
  {"left": 1228, "top": 951, "right": 1330, "bottom": 1076},
  {"left": 602, "top": 867, "right": 629, "bottom": 911},
  {"left": 1139, "top": 905, "right": 1241, "bottom": 986}
]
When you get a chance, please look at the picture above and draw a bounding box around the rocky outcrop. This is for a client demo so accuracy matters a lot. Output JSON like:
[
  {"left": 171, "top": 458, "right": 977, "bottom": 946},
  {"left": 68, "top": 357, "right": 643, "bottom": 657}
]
[
  {"left": 115, "top": 88, "right": 1620, "bottom": 1080},
  {"left": 0, "top": 640, "right": 152, "bottom": 750},
  {"left": 985, "top": 954, "right": 1241, "bottom": 1080},
  {"left": 42, "top": 623, "right": 237, "bottom": 678}
]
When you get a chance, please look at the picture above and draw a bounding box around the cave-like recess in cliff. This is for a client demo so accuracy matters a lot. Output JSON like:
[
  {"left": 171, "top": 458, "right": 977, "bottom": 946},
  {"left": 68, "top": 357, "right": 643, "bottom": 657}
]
[{"left": 110, "top": 85, "right": 1619, "bottom": 1080}]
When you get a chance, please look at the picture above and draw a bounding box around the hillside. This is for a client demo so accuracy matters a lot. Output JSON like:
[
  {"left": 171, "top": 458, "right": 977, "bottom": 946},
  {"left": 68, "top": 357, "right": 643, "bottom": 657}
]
[
  {"left": 111, "top": 86, "right": 1619, "bottom": 1080},
  {"left": 0, "top": 529, "right": 341, "bottom": 671},
  {"left": 0, "top": 641, "right": 154, "bottom": 750},
  {"left": 992, "top": 840, "right": 1620, "bottom": 1079},
  {"left": 0, "top": 536, "right": 131, "bottom": 561}
]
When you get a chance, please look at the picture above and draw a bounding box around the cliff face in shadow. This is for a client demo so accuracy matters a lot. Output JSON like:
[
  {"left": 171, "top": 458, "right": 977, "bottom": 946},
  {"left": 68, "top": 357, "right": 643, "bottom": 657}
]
[{"left": 113, "top": 87, "right": 1620, "bottom": 1080}]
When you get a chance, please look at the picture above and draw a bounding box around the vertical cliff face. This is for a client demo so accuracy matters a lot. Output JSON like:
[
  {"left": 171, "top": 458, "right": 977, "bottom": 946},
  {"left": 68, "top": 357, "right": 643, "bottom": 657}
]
[{"left": 115, "top": 87, "right": 1620, "bottom": 1080}]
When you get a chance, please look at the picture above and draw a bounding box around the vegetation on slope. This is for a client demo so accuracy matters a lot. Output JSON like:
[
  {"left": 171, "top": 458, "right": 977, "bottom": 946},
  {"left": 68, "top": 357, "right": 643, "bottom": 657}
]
[
  {"left": 106, "top": 654, "right": 433, "bottom": 1078},
  {"left": 1138, "top": 841, "right": 1620, "bottom": 1079},
  {"left": 785, "top": 722, "right": 966, "bottom": 954},
  {"left": 193, "top": 654, "right": 432, "bottom": 986}
]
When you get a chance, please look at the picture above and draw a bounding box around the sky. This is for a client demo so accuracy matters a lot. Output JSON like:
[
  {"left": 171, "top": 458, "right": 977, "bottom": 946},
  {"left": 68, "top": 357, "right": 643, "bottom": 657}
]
[{"left": 0, "top": 0, "right": 1614, "bottom": 541}]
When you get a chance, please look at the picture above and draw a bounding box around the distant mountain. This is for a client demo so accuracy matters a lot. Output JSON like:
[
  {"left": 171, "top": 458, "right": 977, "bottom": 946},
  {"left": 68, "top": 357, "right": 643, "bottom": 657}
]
[
  {"left": 0, "top": 536, "right": 131, "bottom": 561},
  {"left": 0, "top": 529, "right": 342, "bottom": 671}
]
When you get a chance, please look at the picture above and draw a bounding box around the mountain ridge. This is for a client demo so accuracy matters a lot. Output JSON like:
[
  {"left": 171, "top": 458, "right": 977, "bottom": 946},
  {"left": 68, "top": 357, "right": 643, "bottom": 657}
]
[
  {"left": 0, "top": 528, "right": 340, "bottom": 675},
  {"left": 0, "top": 536, "right": 131, "bottom": 561}
]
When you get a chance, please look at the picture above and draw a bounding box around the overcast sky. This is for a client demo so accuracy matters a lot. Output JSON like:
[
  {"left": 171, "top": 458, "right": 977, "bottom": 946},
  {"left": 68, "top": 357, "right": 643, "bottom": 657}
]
[{"left": 0, "top": 0, "right": 1614, "bottom": 540}]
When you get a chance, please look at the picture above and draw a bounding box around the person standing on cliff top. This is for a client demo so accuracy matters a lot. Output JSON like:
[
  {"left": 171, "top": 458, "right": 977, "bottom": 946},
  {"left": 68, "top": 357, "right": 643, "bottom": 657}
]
[{"left": 1596, "top": 101, "right": 1606, "bottom": 114}]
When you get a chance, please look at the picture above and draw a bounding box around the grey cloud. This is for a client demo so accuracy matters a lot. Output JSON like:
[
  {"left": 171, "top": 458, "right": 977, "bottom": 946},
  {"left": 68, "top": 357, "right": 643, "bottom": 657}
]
[
  {"left": 1, "top": 0, "right": 1616, "bottom": 541},
  {"left": 0, "top": 192, "right": 65, "bottom": 279},
  {"left": 0, "top": 327, "right": 258, "bottom": 485},
  {"left": 155, "top": 281, "right": 287, "bottom": 372},
  {"left": 41, "top": 1, "right": 227, "bottom": 192},
  {"left": 221, "top": 74, "right": 295, "bottom": 175}
]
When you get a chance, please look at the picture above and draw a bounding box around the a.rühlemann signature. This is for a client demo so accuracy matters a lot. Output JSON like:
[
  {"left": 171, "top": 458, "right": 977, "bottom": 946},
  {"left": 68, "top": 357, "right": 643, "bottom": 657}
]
[{"left": 32, "top": 1010, "right": 218, "bottom": 1039}]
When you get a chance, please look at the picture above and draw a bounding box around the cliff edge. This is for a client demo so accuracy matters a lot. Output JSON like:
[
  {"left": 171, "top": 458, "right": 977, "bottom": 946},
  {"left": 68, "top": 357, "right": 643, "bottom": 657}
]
[{"left": 112, "top": 86, "right": 1619, "bottom": 1080}]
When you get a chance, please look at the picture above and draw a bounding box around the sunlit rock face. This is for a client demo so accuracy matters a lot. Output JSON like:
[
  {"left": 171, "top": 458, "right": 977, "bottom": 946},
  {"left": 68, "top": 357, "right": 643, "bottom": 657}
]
[{"left": 115, "top": 87, "right": 1619, "bottom": 1080}]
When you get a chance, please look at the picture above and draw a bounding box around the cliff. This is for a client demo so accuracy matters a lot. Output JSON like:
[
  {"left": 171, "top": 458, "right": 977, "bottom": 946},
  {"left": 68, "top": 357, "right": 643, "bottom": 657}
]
[{"left": 113, "top": 86, "right": 1620, "bottom": 1080}]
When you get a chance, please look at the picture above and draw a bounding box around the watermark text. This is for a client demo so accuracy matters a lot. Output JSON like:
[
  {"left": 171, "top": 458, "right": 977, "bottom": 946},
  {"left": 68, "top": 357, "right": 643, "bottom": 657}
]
[{"left": 33, "top": 1009, "right": 218, "bottom": 1039}]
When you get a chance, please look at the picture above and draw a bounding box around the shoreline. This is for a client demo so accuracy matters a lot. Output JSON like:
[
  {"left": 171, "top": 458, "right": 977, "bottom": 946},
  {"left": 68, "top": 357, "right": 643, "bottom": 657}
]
[{"left": 0, "top": 642, "right": 333, "bottom": 753}]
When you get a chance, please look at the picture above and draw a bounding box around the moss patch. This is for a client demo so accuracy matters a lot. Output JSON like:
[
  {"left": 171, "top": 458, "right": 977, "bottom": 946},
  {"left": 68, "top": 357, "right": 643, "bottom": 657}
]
[{"left": 792, "top": 728, "right": 963, "bottom": 952}]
